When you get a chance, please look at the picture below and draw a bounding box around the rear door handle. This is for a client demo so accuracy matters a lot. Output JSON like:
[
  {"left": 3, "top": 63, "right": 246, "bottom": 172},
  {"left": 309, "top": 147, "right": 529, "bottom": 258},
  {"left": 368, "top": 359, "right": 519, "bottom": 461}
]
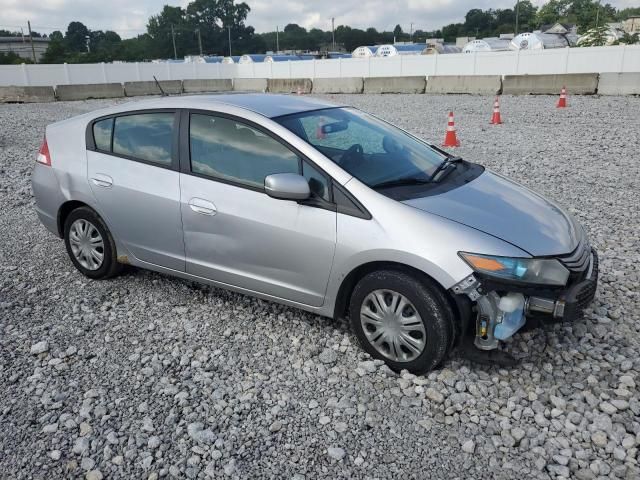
[
  {"left": 91, "top": 174, "right": 113, "bottom": 188},
  {"left": 189, "top": 198, "right": 217, "bottom": 216}
]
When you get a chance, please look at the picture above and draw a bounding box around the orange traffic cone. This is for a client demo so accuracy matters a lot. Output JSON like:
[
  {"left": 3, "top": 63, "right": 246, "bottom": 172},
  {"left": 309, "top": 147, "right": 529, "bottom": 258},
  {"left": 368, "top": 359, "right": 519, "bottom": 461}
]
[
  {"left": 490, "top": 96, "right": 503, "bottom": 124},
  {"left": 557, "top": 86, "right": 567, "bottom": 108},
  {"left": 442, "top": 111, "right": 461, "bottom": 147}
]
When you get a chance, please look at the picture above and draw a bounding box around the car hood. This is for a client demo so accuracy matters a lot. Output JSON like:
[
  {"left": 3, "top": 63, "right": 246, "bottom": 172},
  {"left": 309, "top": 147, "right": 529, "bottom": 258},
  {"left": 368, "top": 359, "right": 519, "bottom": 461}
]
[{"left": 402, "top": 170, "right": 580, "bottom": 256}]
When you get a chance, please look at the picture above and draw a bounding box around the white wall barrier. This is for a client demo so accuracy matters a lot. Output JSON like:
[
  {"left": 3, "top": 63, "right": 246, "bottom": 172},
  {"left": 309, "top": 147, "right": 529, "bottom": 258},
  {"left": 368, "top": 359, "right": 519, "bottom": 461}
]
[{"left": 1, "top": 45, "right": 639, "bottom": 87}]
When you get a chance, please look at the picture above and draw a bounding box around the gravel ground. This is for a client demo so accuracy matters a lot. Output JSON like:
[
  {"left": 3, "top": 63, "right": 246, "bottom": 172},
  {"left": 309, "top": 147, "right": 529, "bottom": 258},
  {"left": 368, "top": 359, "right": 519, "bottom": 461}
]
[{"left": 1, "top": 93, "right": 639, "bottom": 480}]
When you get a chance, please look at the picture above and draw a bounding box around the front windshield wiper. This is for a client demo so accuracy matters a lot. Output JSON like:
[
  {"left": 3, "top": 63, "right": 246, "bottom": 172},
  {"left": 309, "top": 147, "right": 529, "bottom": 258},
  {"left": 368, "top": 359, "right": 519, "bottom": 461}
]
[
  {"left": 429, "top": 155, "right": 463, "bottom": 182},
  {"left": 371, "top": 176, "right": 432, "bottom": 190}
]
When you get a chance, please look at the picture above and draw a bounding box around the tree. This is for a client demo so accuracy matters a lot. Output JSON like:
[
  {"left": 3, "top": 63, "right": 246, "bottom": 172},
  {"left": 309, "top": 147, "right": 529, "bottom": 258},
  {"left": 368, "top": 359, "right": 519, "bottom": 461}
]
[
  {"left": 65, "top": 21, "right": 90, "bottom": 52},
  {"left": 185, "top": 0, "right": 251, "bottom": 55},
  {"left": 441, "top": 23, "right": 463, "bottom": 42},
  {"left": 577, "top": 24, "right": 610, "bottom": 46},
  {"left": 148, "top": 5, "right": 191, "bottom": 58},
  {"left": 616, "top": 7, "right": 640, "bottom": 21},
  {"left": 465, "top": 9, "right": 493, "bottom": 36},
  {"left": 618, "top": 32, "right": 640, "bottom": 45},
  {"left": 42, "top": 31, "right": 67, "bottom": 63},
  {"left": 0, "top": 52, "right": 31, "bottom": 64},
  {"left": 536, "top": 0, "right": 571, "bottom": 27},
  {"left": 515, "top": 1, "right": 537, "bottom": 31},
  {"left": 393, "top": 24, "right": 403, "bottom": 39}
]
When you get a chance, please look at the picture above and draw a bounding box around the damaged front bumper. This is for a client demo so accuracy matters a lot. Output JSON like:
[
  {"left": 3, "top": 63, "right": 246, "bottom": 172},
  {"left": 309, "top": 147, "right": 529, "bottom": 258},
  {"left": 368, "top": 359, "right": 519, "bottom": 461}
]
[{"left": 452, "top": 249, "right": 599, "bottom": 350}]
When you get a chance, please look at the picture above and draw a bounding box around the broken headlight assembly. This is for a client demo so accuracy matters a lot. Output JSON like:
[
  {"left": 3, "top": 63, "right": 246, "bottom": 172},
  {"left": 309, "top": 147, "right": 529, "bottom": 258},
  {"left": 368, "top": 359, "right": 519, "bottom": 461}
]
[{"left": 458, "top": 252, "right": 570, "bottom": 287}]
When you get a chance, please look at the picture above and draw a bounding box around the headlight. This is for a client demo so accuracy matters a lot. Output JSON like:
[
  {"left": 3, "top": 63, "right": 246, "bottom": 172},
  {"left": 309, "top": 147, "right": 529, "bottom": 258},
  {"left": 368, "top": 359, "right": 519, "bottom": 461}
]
[{"left": 458, "top": 252, "right": 570, "bottom": 286}]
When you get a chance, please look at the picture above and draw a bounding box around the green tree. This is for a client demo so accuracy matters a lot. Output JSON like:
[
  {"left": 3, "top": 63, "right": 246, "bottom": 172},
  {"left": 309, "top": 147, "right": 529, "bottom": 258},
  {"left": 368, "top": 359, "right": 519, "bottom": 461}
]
[
  {"left": 618, "top": 32, "right": 639, "bottom": 45},
  {"left": 441, "top": 23, "right": 463, "bottom": 42},
  {"left": 65, "top": 21, "right": 90, "bottom": 52},
  {"left": 0, "top": 52, "right": 32, "bottom": 64},
  {"left": 616, "top": 7, "right": 640, "bottom": 21},
  {"left": 536, "top": 0, "right": 571, "bottom": 27},
  {"left": 465, "top": 9, "right": 493, "bottom": 36},
  {"left": 577, "top": 24, "right": 610, "bottom": 45},
  {"left": 186, "top": 0, "right": 251, "bottom": 56},
  {"left": 515, "top": 1, "right": 537, "bottom": 31},
  {"left": 148, "top": 5, "right": 191, "bottom": 58},
  {"left": 42, "top": 31, "right": 67, "bottom": 63}
]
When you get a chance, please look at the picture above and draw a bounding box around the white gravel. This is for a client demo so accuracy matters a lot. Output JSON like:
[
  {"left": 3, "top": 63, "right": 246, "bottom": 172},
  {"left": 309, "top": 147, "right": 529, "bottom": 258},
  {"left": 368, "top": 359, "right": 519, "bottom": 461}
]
[{"left": 1, "top": 93, "right": 639, "bottom": 479}]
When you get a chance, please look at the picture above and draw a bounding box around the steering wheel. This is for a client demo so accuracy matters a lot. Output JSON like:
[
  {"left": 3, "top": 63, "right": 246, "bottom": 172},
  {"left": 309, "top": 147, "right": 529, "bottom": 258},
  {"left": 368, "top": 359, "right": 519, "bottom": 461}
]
[{"left": 338, "top": 144, "right": 364, "bottom": 169}]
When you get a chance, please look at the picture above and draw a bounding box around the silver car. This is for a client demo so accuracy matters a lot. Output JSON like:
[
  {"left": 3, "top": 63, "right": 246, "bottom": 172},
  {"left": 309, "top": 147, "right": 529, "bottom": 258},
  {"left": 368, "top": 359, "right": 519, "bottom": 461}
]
[{"left": 32, "top": 94, "right": 598, "bottom": 373}]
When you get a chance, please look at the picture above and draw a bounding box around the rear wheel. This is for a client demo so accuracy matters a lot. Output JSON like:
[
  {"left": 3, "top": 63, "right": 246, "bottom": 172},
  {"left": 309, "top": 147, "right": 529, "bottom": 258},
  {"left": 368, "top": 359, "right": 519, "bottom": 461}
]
[
  {"left": 63, "top": 207, "right": 121, "bottom": 279},
  {"left": 349, "top": 269, "right": 453, "bottom": 374}
]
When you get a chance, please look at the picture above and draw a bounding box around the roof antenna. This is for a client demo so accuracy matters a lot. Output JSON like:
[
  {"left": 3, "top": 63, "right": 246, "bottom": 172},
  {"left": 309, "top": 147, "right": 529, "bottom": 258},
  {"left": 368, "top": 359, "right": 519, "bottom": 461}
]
[{"left": 153, "top": 76, "right": 168, "bottom": 96}]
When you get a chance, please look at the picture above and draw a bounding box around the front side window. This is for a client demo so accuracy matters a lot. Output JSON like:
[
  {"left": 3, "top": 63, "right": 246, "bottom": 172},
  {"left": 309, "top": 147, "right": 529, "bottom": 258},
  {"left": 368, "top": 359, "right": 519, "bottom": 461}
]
[
  {"left": 276, "top": 107, "right": 446, "bottom": 188},
  {"left": 112, "top": 113, "right": 174, "bottom": 165},
  {"left": 190, "top": 114, "right": 299, "bottom": 188}
]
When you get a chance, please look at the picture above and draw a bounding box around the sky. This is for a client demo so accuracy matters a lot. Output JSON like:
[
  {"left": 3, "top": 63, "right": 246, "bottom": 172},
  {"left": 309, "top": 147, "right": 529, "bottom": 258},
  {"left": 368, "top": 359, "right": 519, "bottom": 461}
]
[{"left": 0, "top": 0, "right": 638, "bottom": 38}]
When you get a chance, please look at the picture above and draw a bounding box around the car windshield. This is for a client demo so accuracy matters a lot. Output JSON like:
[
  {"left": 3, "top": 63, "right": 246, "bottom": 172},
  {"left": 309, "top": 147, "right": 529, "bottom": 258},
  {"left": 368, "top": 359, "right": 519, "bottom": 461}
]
[{"left": 276, "top": 107, "right": 447, "bottom": 188}]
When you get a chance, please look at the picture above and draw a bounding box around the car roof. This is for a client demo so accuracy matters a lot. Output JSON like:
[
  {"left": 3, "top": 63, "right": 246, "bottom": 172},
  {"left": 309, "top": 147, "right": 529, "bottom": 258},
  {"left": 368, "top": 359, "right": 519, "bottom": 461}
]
[{"left": 111, "top": 93, "right": 344, "bottom": 119}]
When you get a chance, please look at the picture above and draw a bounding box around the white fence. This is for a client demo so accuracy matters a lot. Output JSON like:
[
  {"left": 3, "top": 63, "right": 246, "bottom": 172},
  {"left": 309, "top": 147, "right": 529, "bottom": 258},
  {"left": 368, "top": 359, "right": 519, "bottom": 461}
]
[{"left": 1, "top": 45, "right": 639, "bottom": 87}]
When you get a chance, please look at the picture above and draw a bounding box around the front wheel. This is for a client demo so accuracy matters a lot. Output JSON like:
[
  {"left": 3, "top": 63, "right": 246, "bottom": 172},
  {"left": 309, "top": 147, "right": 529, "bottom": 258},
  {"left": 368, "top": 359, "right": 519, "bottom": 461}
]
[
  {"left": 63, "top": 207, "right": 121, "bottom": 280},
  {"left": 349, "top": 269, "right": 454, "bottom": 374}
]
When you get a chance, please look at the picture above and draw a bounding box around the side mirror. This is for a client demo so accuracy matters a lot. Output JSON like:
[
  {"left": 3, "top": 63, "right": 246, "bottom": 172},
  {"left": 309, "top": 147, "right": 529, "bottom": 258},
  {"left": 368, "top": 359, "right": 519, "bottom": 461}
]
[{"left": 264, "top": 173, "right": 310, "bottom": 201}]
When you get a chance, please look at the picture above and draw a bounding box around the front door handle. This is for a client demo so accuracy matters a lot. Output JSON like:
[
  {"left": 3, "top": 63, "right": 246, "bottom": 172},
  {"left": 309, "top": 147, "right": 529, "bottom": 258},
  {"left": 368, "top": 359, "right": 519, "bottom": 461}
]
[
  {"left": 189, "top": 198, "right": 217, "bottom": 216},
  {"left": 91, "top": 174, "right": 113, "bottom": 188}
]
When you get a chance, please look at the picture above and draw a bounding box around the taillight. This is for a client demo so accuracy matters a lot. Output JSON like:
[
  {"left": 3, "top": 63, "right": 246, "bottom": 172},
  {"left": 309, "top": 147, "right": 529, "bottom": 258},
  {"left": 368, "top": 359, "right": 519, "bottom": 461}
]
[{"left": 37, "top": 136, "right": 51, "bottom": 166}]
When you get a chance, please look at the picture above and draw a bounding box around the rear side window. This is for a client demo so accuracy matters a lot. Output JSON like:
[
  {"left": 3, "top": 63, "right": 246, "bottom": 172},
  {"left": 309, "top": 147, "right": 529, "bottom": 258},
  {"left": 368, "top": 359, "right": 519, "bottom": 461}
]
[
  {"left": 93, "top": 118, "right": 113, "bottom": 151},
  {"left": 189, "top": 113, "right": 299, "bottom": 188},
  {"left": 112, "top": 113, "right": 174, "bottom": 165}
]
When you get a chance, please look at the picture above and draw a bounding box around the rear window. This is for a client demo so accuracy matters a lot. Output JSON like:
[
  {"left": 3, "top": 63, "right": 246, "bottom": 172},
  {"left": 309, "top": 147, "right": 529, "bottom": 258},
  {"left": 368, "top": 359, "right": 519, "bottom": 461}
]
[
  {"left": 93, "top": 118, "right": 113, "bottom": 151},
  {"left": 112, "top": 113, "right": 174, "bottom": 165}
]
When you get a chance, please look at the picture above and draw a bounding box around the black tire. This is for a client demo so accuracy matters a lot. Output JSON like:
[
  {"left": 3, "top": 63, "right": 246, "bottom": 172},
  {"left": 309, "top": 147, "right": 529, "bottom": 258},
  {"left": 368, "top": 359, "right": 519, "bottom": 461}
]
[
  {"left": 349, "top": 269, "right": 454, "bottom": 374},
  {"left": 63, "top": 207, "right": 122, "bottom": 280}
]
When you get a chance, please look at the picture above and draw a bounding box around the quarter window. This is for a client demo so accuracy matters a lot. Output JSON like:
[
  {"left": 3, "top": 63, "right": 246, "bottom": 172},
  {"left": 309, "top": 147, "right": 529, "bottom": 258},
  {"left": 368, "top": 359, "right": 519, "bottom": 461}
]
[
  {"left": 112, "top": 113, "right": 174, "bottom": 166},
  {"left": 190, "top": 114, "right": 300, "bottom": 188},
  {"left": 302, "top": 161, "right": 330, "bottom": 201},
  {"left": 93, "top": 118, "right": 113, "bottom": 151}
]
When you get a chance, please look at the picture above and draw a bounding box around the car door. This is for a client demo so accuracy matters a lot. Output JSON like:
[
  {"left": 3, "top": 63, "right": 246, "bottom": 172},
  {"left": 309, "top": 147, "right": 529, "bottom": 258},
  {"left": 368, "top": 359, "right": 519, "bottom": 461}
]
[
  {"left": 179, "top": 111, "right": 336, "bottom": 307},
  {"left": 86, "top": 110, "right": 185, "bottom": 271}
]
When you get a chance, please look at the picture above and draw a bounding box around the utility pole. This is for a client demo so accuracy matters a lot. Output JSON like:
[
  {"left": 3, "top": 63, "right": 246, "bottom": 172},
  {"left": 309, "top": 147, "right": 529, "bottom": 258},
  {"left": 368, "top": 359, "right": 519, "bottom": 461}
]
[
  {"left": 515, "top": 0, "right": 520, "bottom": 35},
  {"left": 331, "top": 17, "right": 335, "bottom": 50},
  {"left": 171, "top": 24, "right": 177, "bottom": 59},
  {"left": 27, "top": 21, "right": 37, "bottom": 63},
  {"left": 196, "top": 28, "right": 203, "bottom": 56},
  {"left": 228, "top": 26, "right": 232, "bottom": 57},
  {"left": 410, "top": 22, "right": 414, "bottom": 42},
  {"left": 276, "top": 26, "right": 279, "bottom": 53},
  {"left": 171, "top": 23, "right": 178, "bottom": 60},
  {"left": 20, "top": 27, "right": 25, "bottom": 43},
  {"left": 85, "top": 35, "right": 91, "bottom": 53},
  {"left": 595, "top": 0, "right": 601, "bottom": 28}
]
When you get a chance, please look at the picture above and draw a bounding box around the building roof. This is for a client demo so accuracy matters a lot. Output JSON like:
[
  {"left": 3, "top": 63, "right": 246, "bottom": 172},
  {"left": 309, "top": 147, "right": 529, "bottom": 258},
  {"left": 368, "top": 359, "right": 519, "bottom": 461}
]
[
  {"left": 541, "top": 23, "right": 576, "bottom": 34},
  {"left": 0, "top": 36, "right": 50, "bottom": 43}
]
